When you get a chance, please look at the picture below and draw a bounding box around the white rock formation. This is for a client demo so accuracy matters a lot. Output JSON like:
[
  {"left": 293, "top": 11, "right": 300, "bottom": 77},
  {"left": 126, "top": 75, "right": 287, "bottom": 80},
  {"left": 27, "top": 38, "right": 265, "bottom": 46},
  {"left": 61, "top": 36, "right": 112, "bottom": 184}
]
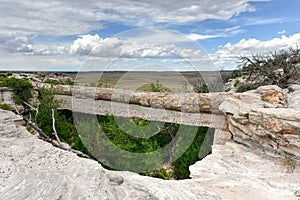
[
  {"left": 190, "top": 142, "right": 300, "bottom": 200},
  {"left": 219, "top": 85, "right": 300, "bottom": 162},
  {"left": 1, "top": 109, "right": 299, "bottom": 200}
]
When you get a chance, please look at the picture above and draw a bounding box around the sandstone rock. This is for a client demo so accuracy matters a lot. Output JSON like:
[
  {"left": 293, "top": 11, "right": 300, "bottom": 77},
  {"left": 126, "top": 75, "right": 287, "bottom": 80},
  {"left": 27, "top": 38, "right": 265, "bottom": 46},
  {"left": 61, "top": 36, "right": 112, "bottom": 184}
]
[
  {"left": 218, "top": 85, "right": 300, "bottom": 163},
  {"left": 255, "top": 85, "right": 285, "bottom": 105},
  {"left": 106, "top": 173, "right": 124, "bottom": 185},
  {"left": 190, "top": 142, "right": 300, "bottom": 200},
  {"left": 288, "top": 85, "right": 300, "bottom": 109}
]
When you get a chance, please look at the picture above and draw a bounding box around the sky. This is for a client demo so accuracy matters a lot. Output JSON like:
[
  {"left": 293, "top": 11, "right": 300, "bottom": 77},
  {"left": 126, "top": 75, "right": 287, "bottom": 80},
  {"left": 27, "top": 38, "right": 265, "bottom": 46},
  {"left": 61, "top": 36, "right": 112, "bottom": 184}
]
[{"left": 0, "top": 0, "right": 300, "bottom": 71}]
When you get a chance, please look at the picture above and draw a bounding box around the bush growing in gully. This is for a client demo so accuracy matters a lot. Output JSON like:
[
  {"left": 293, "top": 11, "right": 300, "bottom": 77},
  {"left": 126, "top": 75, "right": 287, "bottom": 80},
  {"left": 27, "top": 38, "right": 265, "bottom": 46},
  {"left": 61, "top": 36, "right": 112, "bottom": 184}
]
[
  {"left": 76, "top": 113, "right": 211, "bottom": 179},
  {"left": 31, "top": 87, "right": 88, "bottom": 155}
]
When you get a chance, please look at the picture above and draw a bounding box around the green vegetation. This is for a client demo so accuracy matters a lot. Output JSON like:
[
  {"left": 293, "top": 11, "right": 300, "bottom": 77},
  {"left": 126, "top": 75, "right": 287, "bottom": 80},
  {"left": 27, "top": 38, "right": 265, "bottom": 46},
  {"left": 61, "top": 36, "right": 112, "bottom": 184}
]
[
  {"left": 234, "top": 80, "right": 240, "bottom": 87},
  {"left": 236, "top": 82, "right": 254, "bottom": 93},
  {"left": 75, "top": 114, "right": 212, "bottom": 179},
  {"left": 150, "top": 80, "right": 163, "bottom": 92},
  {"left": 137, "top": 80, "right": 171, "bottom": 92},
  {"left": 261, "top": 97, "right": 270, "bottom": 102},
  {"left": 44, "top": 78, "right": 75, "bottom": 86},
  {"left": 30, "top": 88, "right": 212, "bottom": 179},
  {"left": 0, "top": 103, "right": 10, "bottom": 110},
  {"left": 84, "top": 81, "right": 112, "bottom": 88},
  {"left": 172, "top": 126, "right": 211, "bottom": 179},
  {"left": 29, "top": 88, "right": 89, "bottom": 155},
  {"left": 192, "top": 80, "right": 209, "bottom": 93},
  {"left": 231, "top": 69, "right": 242, "bottom": 79},
  {"left": 0, "top": 77, "right": 33, "bottom": 104}
]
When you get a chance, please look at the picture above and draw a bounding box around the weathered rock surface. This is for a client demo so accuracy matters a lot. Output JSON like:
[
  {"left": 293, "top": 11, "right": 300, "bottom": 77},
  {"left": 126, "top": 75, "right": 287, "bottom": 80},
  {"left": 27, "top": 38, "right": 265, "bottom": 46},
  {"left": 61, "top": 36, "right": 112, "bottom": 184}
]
[
  {"left": 219, "top": 85, "right": 300, "bottom": 163},
  {"left": 34, "top": 82, "right": 230, "bottom": 114},
  {"left": 59, "top": 94, "right": 226, "bottom": 129},
  {"left": 1, "top": 109, "right": 299, "bottom": 200},
  {"left": 190, "top": 142, "right": 300, "bottom": 200}
]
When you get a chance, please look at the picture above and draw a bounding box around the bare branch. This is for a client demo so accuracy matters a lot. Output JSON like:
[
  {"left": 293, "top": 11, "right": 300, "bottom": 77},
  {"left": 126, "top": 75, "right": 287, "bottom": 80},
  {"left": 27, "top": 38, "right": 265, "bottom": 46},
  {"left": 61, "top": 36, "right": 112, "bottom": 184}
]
[
  {"left": 14, "top": 104, "right": 51, "bottom": 142},
  {"left": 51, "top": 109, "right": 61, "bottom": 145},
  {"left": 237, "top": 46, "right": 300, "bottom": 90},
  {"left": 23, "top": 101, "right": 39, "bottom": 123},
  {"left": 23, "top": 101, "right": 37, "bottom": 111},
  {"left": 35, "top": 101, "right": 39, "bottom": 123},
  {"left": 153, "top": 126, "right": 161, "bottom": 135},
  {"left": 14, "top": 105, "right": 90, "bottom": 159}
]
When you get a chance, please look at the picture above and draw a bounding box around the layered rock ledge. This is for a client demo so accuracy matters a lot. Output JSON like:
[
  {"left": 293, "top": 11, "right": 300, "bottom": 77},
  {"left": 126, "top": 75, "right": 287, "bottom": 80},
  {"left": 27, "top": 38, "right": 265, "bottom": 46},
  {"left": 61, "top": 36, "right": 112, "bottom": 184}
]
[{"left": 0, "top": 109, "right": 299, "bottom": 199}]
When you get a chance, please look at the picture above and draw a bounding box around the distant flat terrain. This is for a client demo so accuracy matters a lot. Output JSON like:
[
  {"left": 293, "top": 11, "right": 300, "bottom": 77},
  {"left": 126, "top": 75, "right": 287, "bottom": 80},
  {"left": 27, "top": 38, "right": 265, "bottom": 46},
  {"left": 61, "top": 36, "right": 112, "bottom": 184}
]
[
  {"left": 0, "top": 70, "right": 230, "bottom": 92},
  {"left": 65, "top": 71, "right": 229, "bottom": 92}
]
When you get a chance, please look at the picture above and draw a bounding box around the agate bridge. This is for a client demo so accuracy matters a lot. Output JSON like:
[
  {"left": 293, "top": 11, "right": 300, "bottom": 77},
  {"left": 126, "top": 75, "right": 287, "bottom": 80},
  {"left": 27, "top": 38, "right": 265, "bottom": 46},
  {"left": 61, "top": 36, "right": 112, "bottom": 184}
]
[{"left": 38, "top": 83, "right": 229, "bottom": 130}]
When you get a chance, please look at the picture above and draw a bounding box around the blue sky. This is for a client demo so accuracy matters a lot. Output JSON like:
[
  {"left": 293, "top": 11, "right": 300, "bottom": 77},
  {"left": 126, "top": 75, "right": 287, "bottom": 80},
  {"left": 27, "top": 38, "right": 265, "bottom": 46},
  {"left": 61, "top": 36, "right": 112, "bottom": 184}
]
[{"left": 0, "top": 0, "right": 300, "bottom": 71}]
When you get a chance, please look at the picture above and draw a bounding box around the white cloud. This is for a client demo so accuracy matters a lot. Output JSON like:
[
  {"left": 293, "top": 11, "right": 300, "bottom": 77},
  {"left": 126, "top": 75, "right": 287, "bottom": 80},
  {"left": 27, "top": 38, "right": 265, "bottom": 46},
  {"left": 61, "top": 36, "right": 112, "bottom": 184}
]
[
  {"left": 0, "top": 33, "right": 33, "bottom": 53},
  {"left": 0, "top": 33, "right": 69, "bottom": 56},
  {"left": 211, "top": 33, "right": 300, "bottom": 69},
  {"left": 186, "top": 33, "right": 220, "bottom": 41},
  {"left": 193, "top": 26, "right": 245, "bottom": 39},
  {"left": 69, "top": 34, "right": 203, "bottom": 59},
  {"left": 70, "top": 34, "right": 122, "bottom": 57},
  {"left": 278, "top": 30, "right": 286, "bottom": 35},
  {"left": 0, "top": 0, "right": 266, "bottom": 36},
  {"left": 243, "top": 17, "right": 286, "bottom": 26}
]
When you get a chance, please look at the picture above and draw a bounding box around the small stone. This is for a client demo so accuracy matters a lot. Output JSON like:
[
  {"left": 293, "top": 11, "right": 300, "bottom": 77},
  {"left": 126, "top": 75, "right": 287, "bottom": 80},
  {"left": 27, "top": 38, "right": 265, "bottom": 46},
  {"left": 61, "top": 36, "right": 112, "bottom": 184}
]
[
  {"left": 295, "top": 191, "right": 300, "bottom": 197},
  {"left": 106, "top": 173, "right": 124, "bottom": 185},
  {"left": 263, "top": 102, "right": 279, "bottom": 108}
]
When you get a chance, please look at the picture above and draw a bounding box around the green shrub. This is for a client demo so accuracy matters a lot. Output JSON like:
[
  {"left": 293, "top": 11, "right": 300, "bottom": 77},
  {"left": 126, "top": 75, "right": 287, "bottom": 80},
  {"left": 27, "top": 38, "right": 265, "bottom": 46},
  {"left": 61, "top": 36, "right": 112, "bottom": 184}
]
[
  {"left": 236, "top": 82, "right": 255, "bottom": 93},
  {"left": 33, "top": 88, "right": 60, "bottom": 135},
  {"left": 261, "top": 97, "right": 270, "bottom": 102},
  {"left": 31, "top": 88, "right": 89, "bottom": 155},
  {"left": 192, "top": 80, "right": 209, "bottom": 93},
  {"left": 76, "top": 114, "right": 211, "bottom": 179},
  {"left": 172, "top": 127, "right": 210, "bottom": 179},
  {"left": 231, "top": 69, "right": 242, "bottom": 78},
  {"left": 44, "top": 79, "right": 74, "bottom": 85},
  {"left": 0, "top": 103, "right": 10, "bottom": 110},
  {"left": 150, "top": 80, "right": 163, "bottom": 92},
  {"left": 0, "top": 77, "right": 33, "bottom": 104}
]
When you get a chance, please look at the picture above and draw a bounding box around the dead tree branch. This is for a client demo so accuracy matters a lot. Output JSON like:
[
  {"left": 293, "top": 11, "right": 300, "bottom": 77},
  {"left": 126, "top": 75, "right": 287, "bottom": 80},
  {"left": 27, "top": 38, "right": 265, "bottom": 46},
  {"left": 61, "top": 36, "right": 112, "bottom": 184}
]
[
  {"left": 51, "top": 109, "right": 61, "bottom": 145},
  {"left": 14, "top": 105, "right": 90, "bottom": 159}
]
